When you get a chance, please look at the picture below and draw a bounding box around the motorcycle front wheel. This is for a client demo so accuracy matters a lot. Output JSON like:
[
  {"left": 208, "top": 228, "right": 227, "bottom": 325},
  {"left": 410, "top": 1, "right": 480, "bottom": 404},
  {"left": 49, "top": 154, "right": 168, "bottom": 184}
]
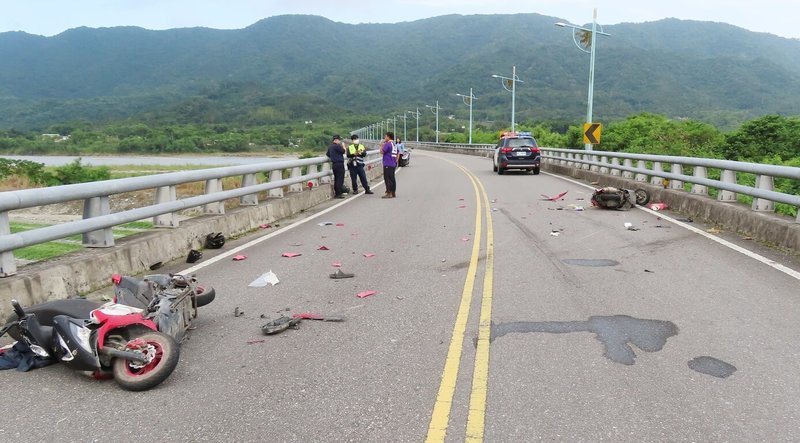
[
  {"left": 634, "top": 189, "right": 651, "bottom": 206},
  {"left": 112, "top": 331, "right": 180, "bottom": 391}
]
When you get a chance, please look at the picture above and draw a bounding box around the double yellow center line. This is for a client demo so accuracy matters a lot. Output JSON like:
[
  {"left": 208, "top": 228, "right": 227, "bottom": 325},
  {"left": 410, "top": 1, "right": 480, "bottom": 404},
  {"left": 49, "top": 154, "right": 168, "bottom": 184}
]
[{"left": 426, "top": 160, "right": 495, "bottom": 442}]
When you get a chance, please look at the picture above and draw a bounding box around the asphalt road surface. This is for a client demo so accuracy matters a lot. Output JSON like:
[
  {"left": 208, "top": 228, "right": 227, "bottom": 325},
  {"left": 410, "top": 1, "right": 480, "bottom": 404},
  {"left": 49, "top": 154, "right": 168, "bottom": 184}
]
[{"left": 2, "top": 151, "right": 799, "bottom": 442}]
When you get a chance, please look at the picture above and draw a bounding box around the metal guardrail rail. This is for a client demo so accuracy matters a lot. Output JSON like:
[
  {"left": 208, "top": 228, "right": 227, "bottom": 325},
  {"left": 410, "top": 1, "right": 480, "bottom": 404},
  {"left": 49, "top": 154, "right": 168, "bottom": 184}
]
[
  {"left": 0, "top": 151, "right": 381, "bottom": 276},
  {"left": 408, "top": 141, "right": 800, "bottom": 221}
]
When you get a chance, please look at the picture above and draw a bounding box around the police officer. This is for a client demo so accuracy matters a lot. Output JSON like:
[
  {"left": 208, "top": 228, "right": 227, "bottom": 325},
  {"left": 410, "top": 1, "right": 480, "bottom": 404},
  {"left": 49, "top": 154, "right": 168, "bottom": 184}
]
[
  {"left": 347, "top": 134, "right": 373, "bottom": 194},
  {"left": 327, "top": 135, "right": 347, "bottom": 198}
]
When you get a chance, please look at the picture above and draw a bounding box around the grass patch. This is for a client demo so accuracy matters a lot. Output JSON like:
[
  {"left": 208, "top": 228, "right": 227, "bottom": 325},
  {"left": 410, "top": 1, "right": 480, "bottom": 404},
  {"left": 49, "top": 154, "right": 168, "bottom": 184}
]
[{"left": 14, "top": 243, "right": 83, "bottom": 261}]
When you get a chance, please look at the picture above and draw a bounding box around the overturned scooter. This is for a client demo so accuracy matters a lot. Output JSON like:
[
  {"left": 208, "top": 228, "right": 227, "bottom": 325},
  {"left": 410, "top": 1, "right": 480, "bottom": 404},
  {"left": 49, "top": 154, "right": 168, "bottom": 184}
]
[
  {"left": 590, "top": 186, "right": 650, "bottom": 210},
  {"left": 1, "top": 299, "right": 179, "bottom": 391}
]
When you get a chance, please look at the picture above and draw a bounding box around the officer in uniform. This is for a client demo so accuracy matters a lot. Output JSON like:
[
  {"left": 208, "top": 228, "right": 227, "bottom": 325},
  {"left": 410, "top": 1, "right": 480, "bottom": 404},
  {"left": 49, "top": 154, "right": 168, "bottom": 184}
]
[{"left": 346, "top": 134, "right": 373, "bottom": 194}]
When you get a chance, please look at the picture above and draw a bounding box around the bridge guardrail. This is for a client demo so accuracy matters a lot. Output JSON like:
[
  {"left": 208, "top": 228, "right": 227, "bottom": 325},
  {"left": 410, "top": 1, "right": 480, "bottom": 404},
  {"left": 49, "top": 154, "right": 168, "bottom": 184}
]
[
  {"left": 0, "top": 151, "right": 381, "bottom": 276},
  {"left": 409, "top": 141, "right": 800, "bottom": 223}
]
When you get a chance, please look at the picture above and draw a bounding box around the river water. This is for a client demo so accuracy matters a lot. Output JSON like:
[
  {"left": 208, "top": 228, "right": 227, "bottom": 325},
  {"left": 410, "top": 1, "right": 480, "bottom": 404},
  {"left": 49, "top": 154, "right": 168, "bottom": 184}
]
[{"left": 0, "top": 155, "right": 295, "bottom": 167}]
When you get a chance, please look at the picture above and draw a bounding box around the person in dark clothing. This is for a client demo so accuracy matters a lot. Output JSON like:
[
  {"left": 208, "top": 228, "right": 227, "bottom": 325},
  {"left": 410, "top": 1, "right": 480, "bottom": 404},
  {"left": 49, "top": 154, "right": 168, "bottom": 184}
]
[
  {"left": 381, "top": 131, "right": 398, "bottom": 198},
  {"left": 326, "top": 134, "right": 347, "bottom": 198},
  {"left": 347, "top": 134, "right": 373, "bottom": 194}
]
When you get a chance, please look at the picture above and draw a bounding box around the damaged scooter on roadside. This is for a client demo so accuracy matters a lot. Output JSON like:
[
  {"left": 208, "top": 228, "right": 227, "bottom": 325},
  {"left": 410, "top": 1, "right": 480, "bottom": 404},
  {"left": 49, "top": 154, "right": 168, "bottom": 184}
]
[{"left": 590, "top": 186, "right": 650, "bottom": 210}]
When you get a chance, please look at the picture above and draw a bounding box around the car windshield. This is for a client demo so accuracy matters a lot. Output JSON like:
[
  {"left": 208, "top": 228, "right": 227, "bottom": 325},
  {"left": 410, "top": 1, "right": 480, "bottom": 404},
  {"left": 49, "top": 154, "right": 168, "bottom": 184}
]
[{"left": 507, "top": 137, "right": 537, "bottom": 148}]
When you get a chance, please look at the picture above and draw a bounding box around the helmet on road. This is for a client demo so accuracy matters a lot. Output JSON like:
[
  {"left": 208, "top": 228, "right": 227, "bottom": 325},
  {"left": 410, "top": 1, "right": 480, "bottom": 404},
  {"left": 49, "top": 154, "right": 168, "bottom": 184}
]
[{"left": 204, "top": 232, "right": 225, "bottom": 249}]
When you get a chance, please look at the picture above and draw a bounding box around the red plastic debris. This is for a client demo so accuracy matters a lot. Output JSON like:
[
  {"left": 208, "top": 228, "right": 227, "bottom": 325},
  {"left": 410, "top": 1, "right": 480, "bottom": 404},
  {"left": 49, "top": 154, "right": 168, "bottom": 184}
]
[
  {"left": 461, "top": 236, "right": 470, "bottom": 242},
  {"left": 318, "top": 245, "right": 330, "bottom": 250},
  {"left": 307, "top": 181, "right": 314, "bottom": 189},
  {"left": 281, "top": 252, "right": 302, "bottom": 258},
  {"left": 233, "top": 255, "right": 247, "bottom": 261},
  {"left": 259, "top": 223, "right": 271, "bottom": 229},
  {"left": 332, "top": 261, "right": 342, "bottom": 268},
  {"left": 457, "top": 205, "right": 466, "bottom": 209},
  {"left": 363, "top": 252, "right": 375, "bottom": 258},
  {"left": 357, "top": 290, "right": 377, "bottom": 299},
  {"left": 648, "top": 202, "right": 669, "bottom": 211},
  {"left": 335, "top": 223, "right": 345, "bottom": 227},
  {"left": 541, "top": 191, "right": 568, "bottom": 202}
]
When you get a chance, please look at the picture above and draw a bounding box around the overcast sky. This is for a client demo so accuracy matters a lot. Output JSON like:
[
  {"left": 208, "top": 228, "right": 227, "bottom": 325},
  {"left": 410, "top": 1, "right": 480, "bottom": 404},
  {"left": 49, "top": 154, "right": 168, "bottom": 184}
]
[{"left": 1, "top": 0, "right": 798, "bottom": 40}]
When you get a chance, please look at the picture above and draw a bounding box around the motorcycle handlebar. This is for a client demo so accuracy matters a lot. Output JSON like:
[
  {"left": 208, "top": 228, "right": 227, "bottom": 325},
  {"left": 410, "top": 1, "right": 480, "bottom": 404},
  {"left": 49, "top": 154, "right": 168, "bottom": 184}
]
[{"left": 11, "top": 299, "right": 25, "bottom": 318}]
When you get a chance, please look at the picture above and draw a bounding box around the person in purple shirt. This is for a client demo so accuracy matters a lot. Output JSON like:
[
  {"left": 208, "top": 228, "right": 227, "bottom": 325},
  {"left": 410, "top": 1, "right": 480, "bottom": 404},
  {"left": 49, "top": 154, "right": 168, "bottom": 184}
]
[{"left": 381, "top": 131, "right": 399, "bottom": 198}]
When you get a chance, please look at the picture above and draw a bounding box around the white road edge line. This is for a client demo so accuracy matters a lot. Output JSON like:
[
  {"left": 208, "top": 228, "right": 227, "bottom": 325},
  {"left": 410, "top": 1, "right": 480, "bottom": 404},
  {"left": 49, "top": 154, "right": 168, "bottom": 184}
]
[{"left": 543, "top": 171, "right": 800, "bottom": 281}]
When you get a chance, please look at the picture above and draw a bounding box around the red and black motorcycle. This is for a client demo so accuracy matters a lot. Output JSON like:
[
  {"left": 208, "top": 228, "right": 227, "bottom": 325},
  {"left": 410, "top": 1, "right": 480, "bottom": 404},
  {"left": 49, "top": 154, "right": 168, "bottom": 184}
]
[{"left": 1, "top": 273, "right": 215, "bottom": 391}]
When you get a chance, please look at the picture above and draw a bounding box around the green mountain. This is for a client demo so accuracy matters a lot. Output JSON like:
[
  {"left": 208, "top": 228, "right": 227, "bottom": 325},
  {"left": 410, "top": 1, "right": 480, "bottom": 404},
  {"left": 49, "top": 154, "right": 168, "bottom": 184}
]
[{"left": 1, "top": 14, "right": 799, "bottom": 130}]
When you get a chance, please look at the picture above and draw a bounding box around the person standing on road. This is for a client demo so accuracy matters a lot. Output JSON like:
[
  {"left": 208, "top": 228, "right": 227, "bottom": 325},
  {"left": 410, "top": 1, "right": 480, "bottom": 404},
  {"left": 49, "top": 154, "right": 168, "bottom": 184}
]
[
  {"left": 381, "top": 131, "right": 398, "bottom": 199},
  {"left": 347, "top": 134, "right": 373, "bottom": 194},
  {"left": 327, "top": 135, "right": 348, "bottom": 198},
  {"left": 395, "top": 137, "right": 406, "bottom": 167}
]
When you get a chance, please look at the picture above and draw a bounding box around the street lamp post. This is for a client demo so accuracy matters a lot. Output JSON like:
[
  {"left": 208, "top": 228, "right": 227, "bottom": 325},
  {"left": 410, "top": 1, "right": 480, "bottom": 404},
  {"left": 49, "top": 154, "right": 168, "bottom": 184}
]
[
  {"left": 556, "top": 8, "right": 610, "bottom": 150},
  {"left": 397, "top": 114, "right": 407, "bottom": 141},
  {"left": 392, "top": 116, "right": 397, "bottom": 135},
  {"left": 492, "top": 66, "right": 523, "bottom": 133},
  {"left": 455, "top": 88, "right": 477, "bottom": 144},
  {"left": 408, "top": 108, "right": 420, "bottom": 142},
  {"left": 425, "top": 100, "right": 440, "bottom": 143}
]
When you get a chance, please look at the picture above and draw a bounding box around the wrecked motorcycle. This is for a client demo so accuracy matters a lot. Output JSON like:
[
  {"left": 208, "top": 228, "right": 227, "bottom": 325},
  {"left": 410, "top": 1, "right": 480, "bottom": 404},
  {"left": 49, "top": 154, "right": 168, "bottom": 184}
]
[
  {"left": 1, "top": 299, "right": 179, "bottom": 391},
  {"left": 5, "top": 274, "right": 215, "bottom": 344},
  {"left": 590, "top": 187, "right": 650, "bottom": 210}
]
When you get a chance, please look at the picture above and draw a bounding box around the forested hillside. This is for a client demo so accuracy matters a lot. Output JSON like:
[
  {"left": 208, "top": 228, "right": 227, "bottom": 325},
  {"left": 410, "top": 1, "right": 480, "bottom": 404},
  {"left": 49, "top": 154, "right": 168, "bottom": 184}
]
[{"left": 1, "top": 14, "right": 799, "bottom": 130}]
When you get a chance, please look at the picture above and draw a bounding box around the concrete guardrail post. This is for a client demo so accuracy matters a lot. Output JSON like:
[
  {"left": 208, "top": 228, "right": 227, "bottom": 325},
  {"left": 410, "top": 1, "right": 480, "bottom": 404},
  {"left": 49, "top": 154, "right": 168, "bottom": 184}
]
[
  {"left": 670, "top": 164, "right": 684, "bottom": 190},
  {"left": 288, "top": 167, "right": 303, "bottom": 192},
  {"left": 82, "top": 196, "right": 114, "bottom": 247},
  {"left": 582, "top": 154, "right": 591, "bottom": 170},
  {"left": 320, "top": 162, "right": 332, "bottom": 184},
  {"left": 752, "top": 175, "right": 775, "bottom": 212},
  {"left": 718, "top": 170, "right": 737, "bottom": 202},
  {"left": 691, "top": 166, "right": 708, "bottom": 195},
  {"left": 599, "top": 156, "right": 609, "bottom": 174},
  {"left": 203, "top": 178, "right": 225, "bottom": 214},
  {"left": 559, "top": 152, "right": 567, "bottom": 166},
  {"left": 239, "top": 173, "right": 258, "bottom": 206},
  {"left": 153, "top": 185, "right": 178, "bottom": 227},
  {"left": 610, "top": 157, "right": 621, "bottom": 176},
  {"left": 0, "top": 212, "right": 15, "bottom": 277},
  {"left": 590, "top": 155, "right": 600, "bottom": 172},
  {"left": 566, "top": 153, "right": 574, "bottom": 168},
  {"left": 650, "top": 162, "right": 664, "bottom": 186},
  {"left": 269, "top": 169, "right": 284, "bottom": 198},
  {"left": 307, "top": 164, "right": 320, "bottom": 189},
  {"left": 635, "top": 160, "right": 648, "bottom": 182},
  {"left": 622, "top": 159, "right": 634, "bottom": 179}
]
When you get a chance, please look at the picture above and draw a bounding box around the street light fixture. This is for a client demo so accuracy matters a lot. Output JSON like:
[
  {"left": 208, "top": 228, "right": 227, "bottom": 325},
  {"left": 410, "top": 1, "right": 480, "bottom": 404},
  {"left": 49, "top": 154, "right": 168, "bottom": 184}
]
[
  {"left": 455, "top": 88, "right": 477, "bottom": 144},
  {"left": 425, "top": 100, "right": 440, "bottom": 143},
  {"left": 491, "top": 66, "right": 524, "bottom": 132},
  {"left": 408, "top": 108, "right": 420, "bottom": 142},
  {"left": 555, "top": 8, "right": 610, "bottom": 150}
]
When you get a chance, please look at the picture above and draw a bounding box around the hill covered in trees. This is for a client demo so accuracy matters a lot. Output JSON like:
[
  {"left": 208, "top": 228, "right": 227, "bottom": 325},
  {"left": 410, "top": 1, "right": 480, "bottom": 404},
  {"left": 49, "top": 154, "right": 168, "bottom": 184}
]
[{"left": 0, "top": 14, "right": 799, "bottom": 131}]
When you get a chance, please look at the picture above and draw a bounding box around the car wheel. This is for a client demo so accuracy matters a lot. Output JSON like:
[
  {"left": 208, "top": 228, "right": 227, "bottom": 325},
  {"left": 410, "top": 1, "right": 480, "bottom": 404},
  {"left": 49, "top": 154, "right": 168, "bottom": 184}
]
[
  {"left": 493, "top": 163, "right": 498, "bottom": 172},
  {"left": 533, "top": 167, "right": 540, "bottom": 175},
  {"left": 498, "top": 166, "right": 505, "bottom": 175}
]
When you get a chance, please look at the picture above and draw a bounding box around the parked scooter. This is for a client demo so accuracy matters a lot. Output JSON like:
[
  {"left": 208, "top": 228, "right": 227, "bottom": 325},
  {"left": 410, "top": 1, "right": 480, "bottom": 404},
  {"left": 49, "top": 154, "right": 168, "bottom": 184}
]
[
  {"left": 1, "top": 299, "right": 179, "bottom": 391},
  {"left": 590, "top": 186, "right": 650, "bottom": 210}
]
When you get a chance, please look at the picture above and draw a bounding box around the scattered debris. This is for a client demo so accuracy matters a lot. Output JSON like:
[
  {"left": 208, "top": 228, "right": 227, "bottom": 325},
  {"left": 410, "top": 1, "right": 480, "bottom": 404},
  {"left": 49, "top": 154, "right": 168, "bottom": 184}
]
[
  {"left": 234, "top": 307, "right": 244, "bottom": 317},
  {"left": 491, "top": 208, "right": 498, "bottom": 212},
  {"left": 249, "top": 270, "right": 279, "bottom": 287},
  {"left": 550, "top": 231, "right": 561, "bottom": 237},
  {"left": 653, "top": 225, "right": 671, "bottom": 228},
  {"left": 459, "top": 197, "right": 465, "bottom": 201},
  {"left": 461, "top": 236, "right": 470, "bottom": 242},
  {"left": 491, "top": 199, "right": 497, "bottom": 203},
  {"left": 332, "top": 261, "right": 342, "bottom": 268},
  {"left": 624, "top": 222, "right": 640, "bottom": 231},
  {"left": 457, "top": 205, "right": 466, "bottom": 209},
  {"left": 290, "top": 242, "right": 303, "bottom": 246},
  {"left": 101, "top": 295, "right": 112, "bottom": 301},
  {"left": 676, "top": 217, "right": 694, "bottom": 223},
  {"left": 742, "top": 236, "right": 753, "bottom": 240},
  {"left": 205, "top": 232, "right": 225, "bottom": 249},
  {"left": 541, "top": 191, "right": 568, "bottom": 201},
  {"left": 329, "top": 269, "right": 354, "bottom": 279},
  {"left": 644, "top": 269, "right": 654, "bottom": 273},
  {"left": 357, "top": 290, "right": 377, "bottom": 299},
  {"left": 363, "top": 252, "right": 375, "bottom": 258},
  {"left": 259, "top": 224, "right": 271, "bottom": 229},
  {"left": 291, "top": 313, "right": 345, "bottom": 322},
  {"left": 335, "top": 223, "right": 345, "bottom": 227},
  {"left": 648, "top": 202, "right": 668, "bottom": 211},
  {"left": 707, "top": 227, "right": 721, "bottom": 234},
  {"left": 318, "top": 222, "right": 334, "bottom": 226},
  {"left": 261, "top": 316, "right": 301, "bottom": 335},
  {"left": 149, "top": 262, "right": 163, "bottom": 270},
  {"left": 233, "top": 255, "right": 247, "bottom": 261},
  {"left": 187, "top": 249, "right": 203, "bottom": 263},
  {"left": 318, "top": 245, "right": 330, "bottom": 250},
  {"left": 590, "top": 181, "right": 600, "bottom": 185},
  {"left": 281, "top": 252, "right": 302, "bottom": 258},
  {"left": 573, "top": 206, "right": 584, "bottom": 211},
  {"left": 246, "top": 339, "right": 266, "bottom": 345}
]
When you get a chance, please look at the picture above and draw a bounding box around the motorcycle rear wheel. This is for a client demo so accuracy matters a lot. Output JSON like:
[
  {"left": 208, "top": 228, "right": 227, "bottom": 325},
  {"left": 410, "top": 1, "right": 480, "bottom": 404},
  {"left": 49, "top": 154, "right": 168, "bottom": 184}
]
[
  {"left": 112, "top": 331, "right": 180, "bottom": 391},
  {"left": 194, "top": 286, "right": 216, "bottom": 308},
  {"left": 634, "top": 189, "right": 651, "bottom": 205}
]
